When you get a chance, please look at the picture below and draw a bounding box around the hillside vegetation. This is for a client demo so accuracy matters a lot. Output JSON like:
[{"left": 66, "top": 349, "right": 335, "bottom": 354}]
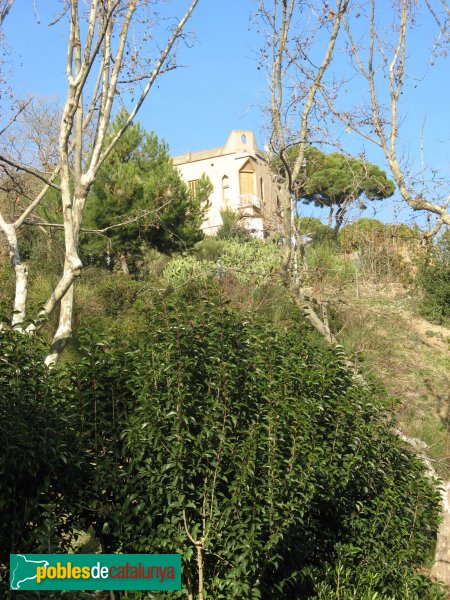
[
  {"left": 1, "top": 216, "right": 449, "bottom": 598},
  {"left": 1, "top": 1, "right": 450, "bottom": 598}
]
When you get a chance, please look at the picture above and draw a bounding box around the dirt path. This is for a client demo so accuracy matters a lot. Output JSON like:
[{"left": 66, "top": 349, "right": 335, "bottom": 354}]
[
  {"left": 392, "top": 312, "right": 450, "bottom": 591},
  {"left": 398, "top": 310, "right": 450, "bottom": 352}
]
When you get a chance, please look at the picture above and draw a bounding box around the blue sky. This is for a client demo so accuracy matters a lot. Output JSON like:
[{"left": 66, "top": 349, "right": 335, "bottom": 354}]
[
  {"left": 3, "top": 0, "right": 449, "bottom": 227},
  {"left": 4, "top": 0, "right": 266, "bottom": 155}
]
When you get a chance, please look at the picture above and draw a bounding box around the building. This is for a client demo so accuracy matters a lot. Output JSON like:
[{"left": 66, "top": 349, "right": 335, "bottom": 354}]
[{"left": 172, "top": 130, "right": 278, "bottom": 238}]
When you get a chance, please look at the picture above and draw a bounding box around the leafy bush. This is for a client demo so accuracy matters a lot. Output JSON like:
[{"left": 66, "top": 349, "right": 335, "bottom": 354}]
[
  {"left": 296, "top": 216, "right": 335, "bottom": 244},
  {"left": 340, "top": 218, "right": 387, "bottom": 242},
  {"left": 311, "top": 560, "right": 444, "bottom": 599},
  {"left": 64, "top": 294, "right": 441, "bottom": 598},
  {"left": 339, "top": 219, "right": 419, "bottom": 282},
  {"left": 0, "top": 331, "right": 81, "bottom": 589},
  {"left": 0, "top": 291, "right": 443, "bottom": 598},
  {"left": 306, "top": 242, "right": 355, "bottom": 289},
  {"left": 163, "top": 239, "right": 282, "bottom": 287},
  {"left": 0, "top": 260, "right": 15, "bottom": 304},
  {"left": 417, "top": 233, "right": 450, "bottom": 324},
  {"left": 162, "top": 253, "right": 214, "bottom": 287},
  {"left": 217, "top": 209, "right": 252, "bottom": 241},
  {"left": 193, "top": 237, "right": 228, "bottom": 261}
]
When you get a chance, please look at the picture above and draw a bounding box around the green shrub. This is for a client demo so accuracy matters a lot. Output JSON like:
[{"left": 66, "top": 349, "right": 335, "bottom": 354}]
[
  {"left": 306, "top": 242, "right": 355, "bottom": 288},
  {"left": 0, "top": 330, "right": 82, "bottom": 590},
  {"left": 0, "top": 291, "right": 443, "bottom": 599},
  {"left": 163, "top": 253, "right": 214, "bottom": 286},
  {"left": 0, "top": 260, "right": 15, "bottom": 304},
  {"left": 64, "top": 294, "right": 441, "bottom": 599},
  {"left": 339, "top": 219, "right": 417, "bottom": 282},
  {"left": 217, "top": 209, "right": 252, "bottom": 241},
  {"left": 417, "top": 233, "right": 450, "bottom": 324},
  {"left": 164, "top": 239, "right": 282, "bottom": 287},
  {"left": 194, "top": 237, "right": 228, "bottom": 261},
  {"left": 93, "top": 274, "right": 143, "bottom": 318},
  {"left": 296, "top": 216, "right": 335, "bottom": 244},
  {"left": 340, "top": 218, "right": 387, "bottom": 240},
  {"left": 311, "top": 560, "right": 444, "bottom": 599}
]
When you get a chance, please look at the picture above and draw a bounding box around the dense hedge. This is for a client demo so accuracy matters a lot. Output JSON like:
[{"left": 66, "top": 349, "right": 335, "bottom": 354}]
[
  {"left": 0, "top": 291, "right": 444, "bottom": 598},
  {"left": 0, "top": 332, "right": 82, "bottom": 589}
]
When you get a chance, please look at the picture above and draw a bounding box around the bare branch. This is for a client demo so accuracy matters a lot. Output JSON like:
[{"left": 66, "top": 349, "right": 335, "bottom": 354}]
[
  {"left": 93, "top": 0, "right": 200, "bottom": 179},
  {"left": 0, "top": 154, "right": 61, "bottom": 191},
  {"left": 0, "top": 99, "right": 32, "bottom": 138},
  {"left": 0, "top": 0, "right": 201, "bottom": 365},
  {"left": 24, "top": 200, "right": 172, "bottom": 234},
  {"left": 0, "top": 0, "right": 14, "bottom": 26}
]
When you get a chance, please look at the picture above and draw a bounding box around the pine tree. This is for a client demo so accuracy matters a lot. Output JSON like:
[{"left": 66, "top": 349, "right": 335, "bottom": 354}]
[{"left": 85, "top": 110, "right": 212, "bottom": 271}]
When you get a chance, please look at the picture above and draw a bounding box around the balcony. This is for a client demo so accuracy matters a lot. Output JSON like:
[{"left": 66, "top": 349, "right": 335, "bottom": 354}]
[{"left": 239, "top": 193, "right": 261, "bottom": 210}]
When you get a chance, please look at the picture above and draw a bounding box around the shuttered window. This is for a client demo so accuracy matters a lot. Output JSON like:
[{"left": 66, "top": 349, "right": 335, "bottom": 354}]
[
  {"left": 188, "top": 179, "right": 198, "bottom": 199},
  {"left": 239, "top": 170, "right": 254, "bottom": 196}
]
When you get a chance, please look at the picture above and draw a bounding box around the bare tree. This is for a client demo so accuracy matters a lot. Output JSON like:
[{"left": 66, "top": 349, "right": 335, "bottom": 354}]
[
  {"left": 0, "top": 0, "right": 14, "bottom": 26},
  {"left": 258, "top": 0, "right": 349, "bottom": 341},
  {"left": 324, "top": 0, "right": 450, "bottom": 238},
  {"left": 0, "top": 0, "right": 200, "bottom": 364}
]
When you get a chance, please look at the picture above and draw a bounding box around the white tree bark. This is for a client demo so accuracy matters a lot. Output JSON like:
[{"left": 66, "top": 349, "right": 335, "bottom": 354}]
[
  {"left": 0, "top": 0, "right": 200, "bottom": 364},
  {"left": 0, "top": 0, "right": 14, "bottom": 25},
  {"left": 0, "top": 214, "right": 27, "bottom": 325},
  {"left": 261, "top": 0, "right": 349, "bottom": 340},
  {"left": 322, "top": 0, "right": 450, "bottom": 236}
]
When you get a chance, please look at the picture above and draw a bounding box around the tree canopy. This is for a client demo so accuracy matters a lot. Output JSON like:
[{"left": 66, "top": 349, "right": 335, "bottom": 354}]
[
  {"left": 85, "top": 110, "right": 212, "bottom": 271},
  {"left": 276, "top": 146, "right": 395, "bottom": 232}
]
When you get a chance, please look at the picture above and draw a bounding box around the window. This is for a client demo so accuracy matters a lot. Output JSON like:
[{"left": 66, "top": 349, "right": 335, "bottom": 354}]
[
  {"left": 239, "top": 161, "right": 255, "bottom": 196},
  {"left": 222, "top": 175, "right": 230, "bottom": 206},
  {"left": 188, "top": 179, "right": 199, "bottom": 199}
]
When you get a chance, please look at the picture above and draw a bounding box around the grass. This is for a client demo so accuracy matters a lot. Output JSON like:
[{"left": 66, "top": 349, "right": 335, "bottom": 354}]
[
  {"left": 336, "top": 294, "right": 450, "bottom": 478},
  {"left": 1, "top": 235, "right": 449, "bottom": 480}
]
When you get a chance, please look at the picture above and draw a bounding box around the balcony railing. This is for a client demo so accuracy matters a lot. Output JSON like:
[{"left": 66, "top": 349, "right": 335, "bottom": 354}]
[{"left": 239, "top": 193, "right": 261, "bottom": 210}]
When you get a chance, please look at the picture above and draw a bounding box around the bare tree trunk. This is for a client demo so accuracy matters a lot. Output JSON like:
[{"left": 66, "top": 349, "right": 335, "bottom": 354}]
[
  {"left": 44, "top": 0, "right": 199, "bottom": 364},
  {"left": 196, "top": 544, "right": 204, "bottom": 600},
  {"left": 333, "top": 205, "right": 346, "bottom": 236},
  {"left": 328, "top": 0, "right": 450, "bottom": 234},
  {"left": 45, "top": 283, "right": 74, "bottom": 367},
  {"left": 0, "top": 0, "right": 200, "bottom": 364},
  {"left": 0, "top": 215, "right": 28, "bottom": 326},
  {"left": 263, "top": 0, "right": 349, "bottom": 346},
  {"left": 279, "top": 184, "right": 293, "bottom": 286},
  {"left": 327, "top": 206, "right": 335, "bottom": 228},
  {"left": 45, "top": 24, "right": 85, "bottom": 366}
]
